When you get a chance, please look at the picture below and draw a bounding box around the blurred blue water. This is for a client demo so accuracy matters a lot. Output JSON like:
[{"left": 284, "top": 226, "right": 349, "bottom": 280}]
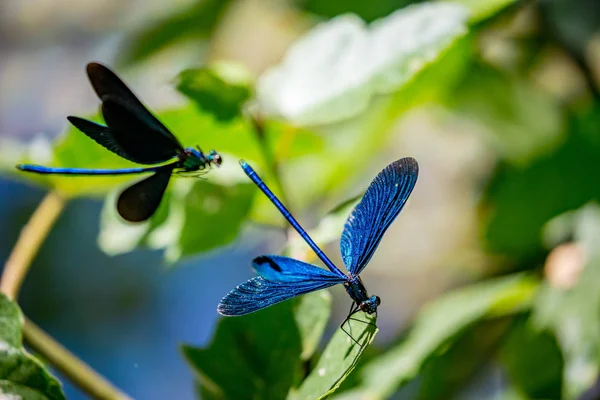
[{"left": 0, "top": 177, "right": 264, "bottom": 400}]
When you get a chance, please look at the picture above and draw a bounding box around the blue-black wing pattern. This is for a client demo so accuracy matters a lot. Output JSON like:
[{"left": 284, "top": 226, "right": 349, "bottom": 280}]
[
  {"left": 340, "top": 157, "right": 418, "bottom": 276},
  {"left": 85, "top": 62, "right": 184, "bottom": 154},
  {"left": 217, "top": 277, "right": 341, "bottom": 316},
  {"left": 252, "top": 255, "right": 346, "bottom": 283},
  {"left": 218, "top": 255, "right": 346, "bottom": 316}
]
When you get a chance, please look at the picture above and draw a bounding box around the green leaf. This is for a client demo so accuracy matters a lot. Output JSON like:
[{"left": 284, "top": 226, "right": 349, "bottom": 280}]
[
  {"left": 294, "top": 291, "right": 332, "bottom": 360},
  {"left": 290, "top": 312, "right": 378, "bottom": 400},
  {"left": 177, "top": 181, "right": 255, "bottom": 259},
  {"left": 117, "top": 0, "right": 232, "bottom": 66},
  {"left": 532, "top": 203, "right": 600, "bottom": 399},
  {"left": 82, "top": 105, "right": 324, "bottom": 260},
  {"left": 483, "top": 109, "right": 600, "bottom": 259},
  {"left": 99, "top": 179, "right": 255, "bottom": 263},
  {"left": 176, "top": 64, "right": 253, "bottom": 122},
  {"left": 0, "top": 381, "right": 54, "bottom": 400},
  {"left": 0, "top": 294, "right": 66, "bottom": 400},
  {"left": 452, "top": 61, "right": 565, "bottom": 165},
  {"left": 183, "top": 291, "right": 331, "bottom": 399},
  {"left": 257, "top": 2, "right": 468, "bottom": 126},
  {"left": 499, "top": 316, "right": 563, "bottom": 399},
  {"left": 336, "top": 273, "right": 538, "bottom": 399}
]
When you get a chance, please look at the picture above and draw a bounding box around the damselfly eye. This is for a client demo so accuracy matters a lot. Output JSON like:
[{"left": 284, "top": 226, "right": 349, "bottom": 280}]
[{"left": 212, "top": 154, "right": 222, "bottom": 166}]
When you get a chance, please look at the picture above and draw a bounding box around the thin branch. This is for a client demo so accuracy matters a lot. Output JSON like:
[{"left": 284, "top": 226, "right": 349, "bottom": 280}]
[
  {"left": 1, "top": 191, "right": 65, "bottom": 300},
  {"left": 24, "top": 318, "right": 133, "bottom": 400}
]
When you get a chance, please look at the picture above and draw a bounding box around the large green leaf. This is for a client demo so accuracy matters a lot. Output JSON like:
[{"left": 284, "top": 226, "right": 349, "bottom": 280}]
[
  {"left": 183, "top": 291, "right": 330, "bottom": 399},
  {"left": 334, "top": 273, "right": 538, "bottom": 399},
  {"left": 532, "top": 203, "right": 600, "bottom": 399},
  {"left": 257, "top": 2, "right": 469, "bottom": 126},
  {"left": 289, "top": 312, "right": 378, "bottom": 400},
  {"left": 0, "top": 294, "right": 66, "bottom": 400}
]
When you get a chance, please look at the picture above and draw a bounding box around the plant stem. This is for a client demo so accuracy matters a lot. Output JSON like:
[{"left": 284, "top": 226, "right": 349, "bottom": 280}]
[
  {"left": 23, "top": 318, "right": 133, "bottom": 400},
  {"left": 0, "top": 191, "right": 132, "bottom": 399},
  {"left": 0, "top": 191, "right": 65, "bottom": 300}
]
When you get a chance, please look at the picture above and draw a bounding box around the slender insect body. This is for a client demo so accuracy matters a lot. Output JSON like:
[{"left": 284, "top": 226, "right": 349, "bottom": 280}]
[{"left": 344, "top": 277, "right": 380, "bottom": 314}]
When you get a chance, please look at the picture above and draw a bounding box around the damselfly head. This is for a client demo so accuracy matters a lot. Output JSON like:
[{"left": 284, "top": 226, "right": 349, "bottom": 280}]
[
  {"left": 359, "top": 295, "right": 380, "bottom": 314},
  {"left": 208, "top": 149, "right": 222, "bottom": 167}
]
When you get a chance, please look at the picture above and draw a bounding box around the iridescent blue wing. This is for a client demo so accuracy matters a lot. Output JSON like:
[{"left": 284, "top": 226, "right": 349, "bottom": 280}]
[
  {"left": 217, "top": 255, "right": 346, "bottom": 316},
  {"left": 84, "top": 62, "right": 184, "bottom": 162},
  {"left": 340, "top": 157, "right": 418, "bottom": 277}
]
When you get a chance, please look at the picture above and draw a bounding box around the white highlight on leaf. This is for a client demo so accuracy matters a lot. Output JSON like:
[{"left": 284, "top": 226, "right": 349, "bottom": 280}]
[
  {"left": 318, "top": 368, "right": 327, "bottom": 376},
  {"left": 0, "top": 389, "right": 22, "bottom": 400},
  {"left": 257, "top": 2, "right": 469, "bottom": 126},
  {"left": 0, "top": 340, "right": 11, "bottom": 352}
]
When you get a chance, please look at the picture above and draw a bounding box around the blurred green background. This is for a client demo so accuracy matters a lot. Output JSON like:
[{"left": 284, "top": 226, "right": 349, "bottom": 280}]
[{"left": 1, "top": 0, "right": 600, "bottom": 399}]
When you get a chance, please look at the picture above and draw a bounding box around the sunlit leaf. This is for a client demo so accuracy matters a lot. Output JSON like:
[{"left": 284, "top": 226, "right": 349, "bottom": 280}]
[
  {"left": 276, "top": 34, "right": 472, "bottom": 211},
  {"left": 335, "top": 274, "right": 538, "bottom": 399},
  {"left": 257, "top": 2, "right": 468, "bottom": 125},
  {"left": 0, "top": 294, "right": 66, "bottom": 400},
  {"left": 290, "top": 313, "right": 377, "bottom": 400}
]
